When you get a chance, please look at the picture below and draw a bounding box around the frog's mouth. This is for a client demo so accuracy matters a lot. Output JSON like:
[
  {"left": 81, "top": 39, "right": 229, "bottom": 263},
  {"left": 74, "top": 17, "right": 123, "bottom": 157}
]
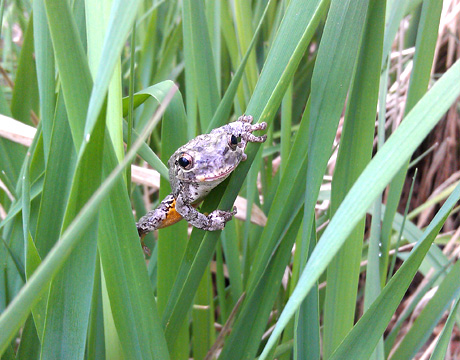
[{"left": 196, "top": 165, "right": 237, "bottom": 182}]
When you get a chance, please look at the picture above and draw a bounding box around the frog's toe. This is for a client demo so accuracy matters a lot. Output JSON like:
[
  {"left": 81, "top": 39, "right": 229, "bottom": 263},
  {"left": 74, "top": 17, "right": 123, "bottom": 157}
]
[
  {"left": 246, "top": 133, "right": 267, "bottom": 143},
  {"left": 250, "top": 122, "right": 267, "bottom": 132},
  {"left": 238, "top": 114, "right": 254, "bottom": 123}
]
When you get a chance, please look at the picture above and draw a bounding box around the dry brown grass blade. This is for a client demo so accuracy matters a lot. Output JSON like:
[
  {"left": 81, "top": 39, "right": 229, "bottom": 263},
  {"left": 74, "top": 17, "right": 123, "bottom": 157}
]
[{"left": 204, "top": 292, "right": 246, "bottom": 360}]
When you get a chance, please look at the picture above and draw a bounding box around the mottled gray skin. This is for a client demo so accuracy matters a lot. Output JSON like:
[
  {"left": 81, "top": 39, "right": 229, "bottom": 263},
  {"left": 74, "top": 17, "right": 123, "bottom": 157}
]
[{"left": 137, "top": 114, "right": 267, "bottom": 236}]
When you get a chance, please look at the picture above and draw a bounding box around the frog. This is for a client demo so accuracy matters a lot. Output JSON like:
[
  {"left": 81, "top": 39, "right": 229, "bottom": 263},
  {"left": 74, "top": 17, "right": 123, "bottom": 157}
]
[{"left": 136, "top": 114, "right": 267, "bottom": 253}]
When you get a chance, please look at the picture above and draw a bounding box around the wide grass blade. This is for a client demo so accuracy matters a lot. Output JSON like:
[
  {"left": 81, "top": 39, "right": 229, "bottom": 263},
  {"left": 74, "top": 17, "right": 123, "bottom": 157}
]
[
  {"left": 322, "top": 0, "right": 385, "bottom": 356},
  {"left": 40, "top": 109, "right": 104, "bottom": 360},
  {"left": 182, "top": 0, "right": 219, "bottom": 131},
  {"left": 301, "top": 0, "right": 370, "bottom": 302}
]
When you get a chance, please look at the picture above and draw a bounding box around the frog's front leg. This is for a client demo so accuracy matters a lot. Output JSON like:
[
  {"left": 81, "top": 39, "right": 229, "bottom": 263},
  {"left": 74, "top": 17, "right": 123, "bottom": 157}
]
[{"left": 175, "top": 194, "right": 236, "bottom": 231}]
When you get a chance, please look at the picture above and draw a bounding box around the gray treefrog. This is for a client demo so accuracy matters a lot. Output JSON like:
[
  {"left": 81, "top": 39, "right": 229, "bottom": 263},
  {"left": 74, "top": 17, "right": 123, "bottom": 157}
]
[{"left": 136, "top": 115, "right": 267, "bottom": 251}]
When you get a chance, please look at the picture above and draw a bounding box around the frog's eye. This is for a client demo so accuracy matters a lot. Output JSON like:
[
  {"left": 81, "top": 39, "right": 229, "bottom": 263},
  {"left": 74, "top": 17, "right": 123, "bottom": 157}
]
[
  {"left": 228, "top": 135, "right": 240, "bottom": 150},
  {"left": 178, "top": 153, "right": 193, "bottom": 170}
]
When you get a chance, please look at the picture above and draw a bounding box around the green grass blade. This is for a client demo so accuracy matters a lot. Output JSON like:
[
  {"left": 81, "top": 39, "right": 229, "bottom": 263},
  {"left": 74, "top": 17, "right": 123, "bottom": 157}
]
[
  {"left": 182, "top": 0, "right": 219, "bottom": 130},
  {"left": 428, "top": 297, "right": 460, "bottom": 360},
  {"left": 294, "top": 224, "right": 320, "bottom": 360},
  {"left": 234, "top": 0, "right": 258, "bottom": 93},
  {"left": 301, "top": 0, "right": 370, "bottom": 299},
  {"left": 155, "top": 79, "right": 189, "bottom": 358},
  {"left": 84, "top": 0, "right": 142, "bottom": 141},
  {"left": 86, "top": 4, "right": 129, "bottom": 354},
  {"left": 246, "top": 99, "right": 310, "bottom": 292},
  {"left": 258, "top": 59, "right": 460, "bottom": 360},
  {"left": 384, "top": 262, "right": 450, "bottom": 354},
  {"left": 0, "top": 136, "right": 24, "bottom": 194},
  {"left": 219, "top": 210, "right": 304, "bottom": 360},
  {"left": 192, "top": 268, "right": 215, "bottom": 359},
  {"left": 280, "top": 83, "right": 292, "bottom": 176},
  {"left": 0, "top": 175, "right": 44, "bottom": 233},
  {"left": 206, "top": 0, "right": 221, "bottom": 93},
  {"left": 36, "top": 2, "right": 98, "bottom": 356},
  {"left": 40, "top": 109, "right": 105, "bottom": 359},
  {"left": 87, "top": 0, "right": 125, "bottom": 163},
  {"left": 0, "top": 90, "right": 23, "bottom": 188},
  {"left": 15, "top": 315, "right": 40, "bottom": 359},
  {"left": 21, "top": 153, "right": 30, "bottom": 255},
  {"left": 33, "top": 0, "right": 55, "bottom": 160},
  {"left": 322, "top": 0, "right": 385, "bottom": 356},
  {"left": 44, "top": 0, "right": 92, "bottom": 151},
  {"left": 1, "top": 236, "right": 25, "bottom": 283},
  {"left": 34, "top": 93, "right": 75, "bottom": 257},
  {"left": 10, "top": 15, "right": 38, "bottom": 125},
  {"left": 364, "top": 198, "right": 385, "bottom": 360},
  {"left": 25, "top": 234, "right": 45, "bottom": 342},
  {"left": 220, "top": 221, "right": 243, "bottom": 305},
  {"left": 220, "top": 0, "right": 245, "bottom": 112},
  {"left": 86, "top": 258, "right": 106, "bottom": 360},
  {"left": 97, "top": 138, "right": 170, "bottom": 360}
]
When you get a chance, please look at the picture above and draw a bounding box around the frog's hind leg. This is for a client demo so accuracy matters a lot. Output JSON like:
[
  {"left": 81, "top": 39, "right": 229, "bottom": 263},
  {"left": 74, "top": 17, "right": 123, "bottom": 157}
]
[{"left": 136, "top": 194, "right": 182, "bottom": 236}]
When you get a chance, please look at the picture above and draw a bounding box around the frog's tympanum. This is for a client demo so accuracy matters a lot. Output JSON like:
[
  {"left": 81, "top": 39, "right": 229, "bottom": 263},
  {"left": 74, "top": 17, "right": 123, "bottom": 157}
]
[{"left": 136, "top": 115, "right": 267, "bottom": 250}]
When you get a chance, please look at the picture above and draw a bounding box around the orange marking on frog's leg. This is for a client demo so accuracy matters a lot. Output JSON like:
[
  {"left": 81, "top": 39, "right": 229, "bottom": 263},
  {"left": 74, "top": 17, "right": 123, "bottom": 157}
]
[
  {"left": 136, "top": 196, "right": 202, "bottom": 257},
  {"left": 157, "top": 199, "right": 202, "bottom": 229},
  {"left": 157, "top": 199, "right": 183, "bottom": 229}
]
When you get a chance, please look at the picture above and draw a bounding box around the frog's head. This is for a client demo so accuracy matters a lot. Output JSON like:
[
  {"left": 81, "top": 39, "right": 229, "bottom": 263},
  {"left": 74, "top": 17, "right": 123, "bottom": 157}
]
[
  {"left": 168, "top": 115, "right": 267, "bottom": 186},
  {"left": 169, "top": 130, "right": 245, "bottom": 184}
]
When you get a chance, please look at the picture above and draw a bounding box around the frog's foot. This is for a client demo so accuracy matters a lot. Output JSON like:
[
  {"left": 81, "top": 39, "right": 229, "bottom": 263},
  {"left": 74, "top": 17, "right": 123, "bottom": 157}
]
[
  {"left": 140, "top": 235, "right": 151, "bottom": 257},
  {"left": 237, "top": 114, "right": 268, "bottom": 144},
  {"left": 206, "top": 207, "right": 237, "bottom": 231}
]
